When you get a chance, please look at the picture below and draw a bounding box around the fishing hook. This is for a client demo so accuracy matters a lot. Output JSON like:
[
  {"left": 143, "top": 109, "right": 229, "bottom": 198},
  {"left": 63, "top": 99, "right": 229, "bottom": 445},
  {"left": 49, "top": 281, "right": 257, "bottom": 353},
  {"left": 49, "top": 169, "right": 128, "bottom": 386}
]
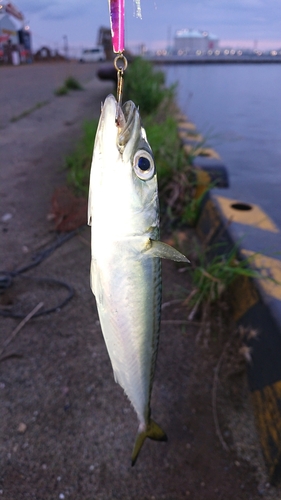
[{"left": 114, "top": 52, "right": 128, "bottom": 123}]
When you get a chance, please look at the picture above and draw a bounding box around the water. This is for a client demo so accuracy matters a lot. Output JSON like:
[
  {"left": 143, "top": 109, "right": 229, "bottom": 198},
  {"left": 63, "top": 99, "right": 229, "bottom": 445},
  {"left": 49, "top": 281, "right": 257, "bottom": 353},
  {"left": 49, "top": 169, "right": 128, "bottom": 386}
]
[{"left": 162, "top": 64, "right": 281, "bottom": 227}]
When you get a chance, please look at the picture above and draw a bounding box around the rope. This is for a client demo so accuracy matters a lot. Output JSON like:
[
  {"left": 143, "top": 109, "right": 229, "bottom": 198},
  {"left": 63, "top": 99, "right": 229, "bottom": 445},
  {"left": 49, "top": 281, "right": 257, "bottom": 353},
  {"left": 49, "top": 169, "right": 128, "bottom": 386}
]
[{"left": 0, "top": 227, "right": 86, "bottom": 318}]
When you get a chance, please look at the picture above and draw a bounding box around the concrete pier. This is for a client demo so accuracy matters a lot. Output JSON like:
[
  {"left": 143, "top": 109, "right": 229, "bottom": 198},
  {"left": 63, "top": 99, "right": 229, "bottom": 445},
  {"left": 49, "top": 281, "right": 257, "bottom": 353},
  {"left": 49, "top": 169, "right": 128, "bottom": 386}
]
[{"left": 176, "top": 112, "right": 281, "bottom": 484}]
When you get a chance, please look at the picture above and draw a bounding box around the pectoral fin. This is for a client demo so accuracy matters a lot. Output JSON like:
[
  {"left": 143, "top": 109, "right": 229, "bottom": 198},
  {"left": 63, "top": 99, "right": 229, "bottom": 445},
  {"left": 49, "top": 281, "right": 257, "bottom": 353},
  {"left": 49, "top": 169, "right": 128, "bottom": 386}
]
[
  {"left": 90, "top": 259, "right": 96, "bottom": 295},
  {"left": 88, "top": 188, "right": 92, "bottom": 226},
  {"left": 145, "top": 240, "right": 190, "bottom": 263},
  {"left": 131, "top": 419, "right": 167, "bottom": 466},
  {"left": 90, "top": 259, "right": 104, "bottom": 306}
]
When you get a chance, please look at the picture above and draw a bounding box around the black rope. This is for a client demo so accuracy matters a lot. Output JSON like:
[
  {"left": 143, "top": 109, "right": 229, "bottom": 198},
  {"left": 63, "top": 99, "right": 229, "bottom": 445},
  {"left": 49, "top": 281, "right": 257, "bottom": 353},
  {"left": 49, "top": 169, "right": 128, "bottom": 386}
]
[{"left": 0, "top": 227, "right": 86, "bottom": 318}]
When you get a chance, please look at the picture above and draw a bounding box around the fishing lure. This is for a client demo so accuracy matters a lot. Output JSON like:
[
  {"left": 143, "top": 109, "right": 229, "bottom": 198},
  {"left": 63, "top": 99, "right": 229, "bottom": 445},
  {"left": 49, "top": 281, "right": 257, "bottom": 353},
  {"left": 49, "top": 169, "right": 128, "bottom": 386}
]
[
  {"left": 108, "top": 0, "right": 125, "bottom": 53},
  {"left": 108, "top": 0, "right": 128, "bottom": 122},
  {"left": 108, "top": 0, "right": 142, "bottom": 53}
]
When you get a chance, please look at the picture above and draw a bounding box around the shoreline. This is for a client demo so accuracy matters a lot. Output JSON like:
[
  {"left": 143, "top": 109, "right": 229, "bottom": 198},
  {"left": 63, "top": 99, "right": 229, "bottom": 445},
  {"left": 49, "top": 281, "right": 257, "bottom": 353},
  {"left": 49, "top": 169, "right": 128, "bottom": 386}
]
[{"left": 147, "top": 55, "right": 281, "bottom": 65}]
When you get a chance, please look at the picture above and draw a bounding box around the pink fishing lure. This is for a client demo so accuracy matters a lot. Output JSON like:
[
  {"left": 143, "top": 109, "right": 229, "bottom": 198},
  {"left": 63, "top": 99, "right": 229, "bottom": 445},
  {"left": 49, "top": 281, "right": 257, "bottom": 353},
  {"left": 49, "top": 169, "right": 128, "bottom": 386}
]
[{"left": 108, "top": 0, "right": 125, "bottom": 53}]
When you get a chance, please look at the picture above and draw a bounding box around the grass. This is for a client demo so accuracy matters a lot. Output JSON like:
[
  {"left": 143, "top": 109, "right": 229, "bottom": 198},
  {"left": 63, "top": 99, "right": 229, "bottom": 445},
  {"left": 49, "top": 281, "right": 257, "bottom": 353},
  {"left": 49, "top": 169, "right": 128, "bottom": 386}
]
[
  {"left": 144, "top": 112, "right": 202, "bottom": 228},
  {"left": 54, "top": 86, "right": 69, "bottom": 96},
  {"left": 181, "top": 185, "right": 211, "bottom": 227},
  {"left": 55, "top": 76, "right": 83, "bottom": 96},
  {"left": 64, "top": 76, "right": 83, "bottom": 90},
  {"left": 123, "top": 57, "right": 175, "bottom": 116},
  {"left": 65, "top": 119, "right": 98, "bottom": 195},
  {"left": 186, "top": 243, "right": 267, "bottom": 321},
  {"left": 10, "top": 100, "right": 49, "bottom": 122}
]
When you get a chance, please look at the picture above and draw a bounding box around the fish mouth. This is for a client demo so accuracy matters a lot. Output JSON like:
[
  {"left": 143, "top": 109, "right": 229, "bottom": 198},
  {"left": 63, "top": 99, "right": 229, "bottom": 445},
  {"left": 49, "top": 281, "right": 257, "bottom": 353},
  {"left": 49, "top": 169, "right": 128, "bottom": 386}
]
[
  {"left": 102, "top": 95, "right": 141, "bottom": 156},
  {"left": 117, "top": 99, "right": 141, "bottom": 155}
]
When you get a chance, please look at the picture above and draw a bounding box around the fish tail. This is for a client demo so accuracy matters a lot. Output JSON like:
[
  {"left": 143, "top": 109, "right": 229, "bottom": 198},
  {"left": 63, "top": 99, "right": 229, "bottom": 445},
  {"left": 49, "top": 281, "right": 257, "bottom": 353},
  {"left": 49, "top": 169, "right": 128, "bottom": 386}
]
[{"left": 131, "top": 419, "right": 167, "bottom": 466}]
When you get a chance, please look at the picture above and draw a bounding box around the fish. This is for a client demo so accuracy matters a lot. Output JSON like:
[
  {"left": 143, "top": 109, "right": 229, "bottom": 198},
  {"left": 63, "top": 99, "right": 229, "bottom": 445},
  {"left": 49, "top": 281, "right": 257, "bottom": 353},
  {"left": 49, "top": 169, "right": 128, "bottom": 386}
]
[{"left": 88, "top": 94, "right": 188, "bottom": 465}]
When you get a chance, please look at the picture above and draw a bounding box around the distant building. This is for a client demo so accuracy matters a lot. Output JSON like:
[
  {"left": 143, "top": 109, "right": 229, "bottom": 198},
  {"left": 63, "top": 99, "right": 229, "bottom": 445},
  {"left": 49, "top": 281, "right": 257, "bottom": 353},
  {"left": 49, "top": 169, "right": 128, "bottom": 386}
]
[
  {"left": 97, "top": 26, "right": 113, "bottom": 60},
  {"left": 174, "top": 29, "right": 219, "bottom": 53},
  {"left": 0, "top": 4, "right": 32, "bottom": 64},
  {"left": 0, "top": 12, "right": 18, "bottom": 43}
]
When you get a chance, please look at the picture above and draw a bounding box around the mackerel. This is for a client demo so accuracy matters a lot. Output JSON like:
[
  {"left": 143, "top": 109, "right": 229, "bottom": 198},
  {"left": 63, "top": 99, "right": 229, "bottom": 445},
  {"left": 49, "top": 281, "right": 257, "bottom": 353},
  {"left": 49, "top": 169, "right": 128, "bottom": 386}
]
[{"left": 88, "top": 94, "right": 188, "bottom": 464}]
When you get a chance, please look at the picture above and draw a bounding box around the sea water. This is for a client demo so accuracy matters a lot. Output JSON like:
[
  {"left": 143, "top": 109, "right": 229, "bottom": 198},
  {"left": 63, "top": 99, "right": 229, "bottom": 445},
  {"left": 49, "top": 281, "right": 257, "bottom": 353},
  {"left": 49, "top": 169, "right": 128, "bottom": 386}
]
[{"left": 163, "top": 64, "right": 281, "bottom": 227}]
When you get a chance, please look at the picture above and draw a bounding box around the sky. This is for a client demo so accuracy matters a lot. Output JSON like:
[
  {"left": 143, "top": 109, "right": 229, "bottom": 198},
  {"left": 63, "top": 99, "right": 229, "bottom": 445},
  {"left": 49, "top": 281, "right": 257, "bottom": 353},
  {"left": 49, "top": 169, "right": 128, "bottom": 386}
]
[{"left": 12, "top": 0, "right": 281, "bottom": 54}]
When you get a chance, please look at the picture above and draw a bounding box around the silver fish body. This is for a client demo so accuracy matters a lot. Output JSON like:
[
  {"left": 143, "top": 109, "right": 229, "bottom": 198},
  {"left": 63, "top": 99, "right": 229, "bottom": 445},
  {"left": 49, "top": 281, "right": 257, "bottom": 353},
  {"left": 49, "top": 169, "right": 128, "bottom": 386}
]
[{"left": 88, "top": 95, "right": 188, "bottom": 464}]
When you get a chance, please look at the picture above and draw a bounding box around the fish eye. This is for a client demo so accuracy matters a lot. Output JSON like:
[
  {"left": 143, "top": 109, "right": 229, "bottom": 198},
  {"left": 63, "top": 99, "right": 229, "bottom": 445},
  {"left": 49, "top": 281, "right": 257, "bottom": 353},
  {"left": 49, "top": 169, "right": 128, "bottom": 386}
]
[{"left": 133, "top": 150, "right": 155, "bottom": 180}]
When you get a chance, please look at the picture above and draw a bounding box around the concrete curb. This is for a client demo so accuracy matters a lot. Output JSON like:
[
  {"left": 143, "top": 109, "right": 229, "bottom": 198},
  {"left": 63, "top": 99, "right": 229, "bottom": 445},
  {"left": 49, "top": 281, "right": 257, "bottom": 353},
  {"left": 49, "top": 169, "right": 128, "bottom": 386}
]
[
  {"left": 197, "top": 192, "right": 281, "bottom": 484},
  {"left": 176, "top": 113, "right": 281, "bottom": 484}
]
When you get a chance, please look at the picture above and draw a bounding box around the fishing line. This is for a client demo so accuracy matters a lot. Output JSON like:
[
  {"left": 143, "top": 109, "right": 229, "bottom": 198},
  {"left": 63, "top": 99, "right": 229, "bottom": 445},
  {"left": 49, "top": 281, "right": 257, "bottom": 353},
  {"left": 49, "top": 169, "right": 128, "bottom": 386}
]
[{"left": 0, "top": 227, "right": 85, "bottom": 319}]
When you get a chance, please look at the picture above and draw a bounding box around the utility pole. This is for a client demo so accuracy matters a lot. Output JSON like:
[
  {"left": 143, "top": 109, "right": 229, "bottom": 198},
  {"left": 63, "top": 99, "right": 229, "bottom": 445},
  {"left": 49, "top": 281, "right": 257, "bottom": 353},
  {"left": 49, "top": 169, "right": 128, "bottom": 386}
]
[
  {"left": 63, "top": 35, "right": 68, "bottom": 60},
  {"left": 167, "top": 25, "right": 172, "bottom": 52}
]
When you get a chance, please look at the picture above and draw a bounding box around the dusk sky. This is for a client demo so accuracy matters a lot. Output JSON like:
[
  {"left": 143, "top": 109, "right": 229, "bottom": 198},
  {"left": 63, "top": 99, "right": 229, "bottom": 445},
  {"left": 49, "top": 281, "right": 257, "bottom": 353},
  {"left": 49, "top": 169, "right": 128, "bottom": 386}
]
[{"left": 15, "top": 0, "right": 281, "bottom": 53}]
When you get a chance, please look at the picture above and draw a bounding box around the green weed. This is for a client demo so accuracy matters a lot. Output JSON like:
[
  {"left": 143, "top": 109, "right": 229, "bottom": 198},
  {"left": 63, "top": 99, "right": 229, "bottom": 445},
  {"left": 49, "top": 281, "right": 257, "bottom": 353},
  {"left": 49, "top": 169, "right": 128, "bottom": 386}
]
[
  {"left": 10, "top": 100, "right": 49, "bottom": 122},
  {"left": 64, "top": 76, "right": 83, "bottom": 90},
  {"left": 186, "top": 244, "right": 267, "bottom": 321},
  {"left": 182, "top": 187, "right": 208, "bottom": 227},
  {"left": 55, "top": 76, "right": 83, "bottom": 96},
  {"left": 66, "top": 119, "right": 98, "bottom": 195},
  {"left": 54, "top": 86, "right": 68, "bottom": 96},
  {"left": 123, "top": 57, "right": 175, "bottom": 115}
]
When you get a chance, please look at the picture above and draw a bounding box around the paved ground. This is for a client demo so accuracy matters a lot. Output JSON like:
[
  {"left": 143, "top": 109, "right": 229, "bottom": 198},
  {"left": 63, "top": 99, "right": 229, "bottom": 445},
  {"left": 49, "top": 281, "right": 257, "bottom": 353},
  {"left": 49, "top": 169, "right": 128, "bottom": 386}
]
[
  {"left": 0, "top": 61, "right": 280, "bottom": 499},
  {"left": 0, "top": 61, "right": 105, "bottom": 128}
]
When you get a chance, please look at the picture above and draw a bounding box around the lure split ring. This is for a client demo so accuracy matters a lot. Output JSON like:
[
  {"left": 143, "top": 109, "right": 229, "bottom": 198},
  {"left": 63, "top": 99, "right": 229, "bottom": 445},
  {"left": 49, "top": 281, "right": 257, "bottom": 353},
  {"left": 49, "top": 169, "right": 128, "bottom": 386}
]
[{"left": 114, "top": 53, "right": 128, "bottom": 72}]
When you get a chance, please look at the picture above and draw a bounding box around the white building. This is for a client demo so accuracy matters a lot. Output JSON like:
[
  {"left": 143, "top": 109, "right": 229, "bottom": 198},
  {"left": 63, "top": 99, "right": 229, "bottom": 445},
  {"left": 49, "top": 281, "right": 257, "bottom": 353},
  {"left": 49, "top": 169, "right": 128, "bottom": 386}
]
[{"left": 174, "top": 29, "right": 219, "bottom": 53}]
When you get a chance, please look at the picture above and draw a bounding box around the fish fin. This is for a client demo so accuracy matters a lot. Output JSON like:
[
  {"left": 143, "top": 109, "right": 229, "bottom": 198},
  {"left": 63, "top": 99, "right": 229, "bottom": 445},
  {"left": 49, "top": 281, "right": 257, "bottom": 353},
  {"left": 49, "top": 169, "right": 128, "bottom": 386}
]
[
  {"left": 90, "top": 259, "right": 96, "bottom": 296},
  {"left": 87, "top": 186, "right": 92, "bottom": 226},
  {"left": 131, "top": 419, "right": 167, "bottom": 466},
  {"left": 146, "top": 240, "right": 190, "bottom": 263},
  {"left": 90, "top": 259, "right": 103, "bottom": 306}
]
